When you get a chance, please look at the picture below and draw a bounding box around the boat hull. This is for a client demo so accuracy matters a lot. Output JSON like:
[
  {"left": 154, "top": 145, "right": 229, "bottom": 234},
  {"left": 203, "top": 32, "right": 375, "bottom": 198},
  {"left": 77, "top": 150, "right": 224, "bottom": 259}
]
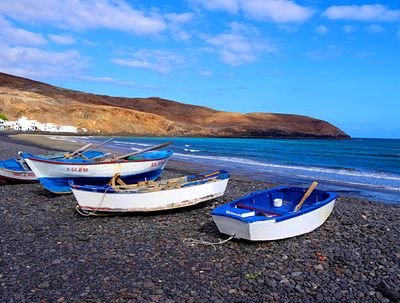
[
  {"left": 25, "top": 154, "right": 171, "bottom": 194},
  {"left": 0, "top": 167, "right": 36, "bottom": 182},
  {"left": 0, "top": 151, "right": 106, "bottom": 184},
  {"left": 212, "top": 198, "right": 335, "bottom": 241},
  {"left": 71, "top": 176, "right": 229, "bottom": 213}
]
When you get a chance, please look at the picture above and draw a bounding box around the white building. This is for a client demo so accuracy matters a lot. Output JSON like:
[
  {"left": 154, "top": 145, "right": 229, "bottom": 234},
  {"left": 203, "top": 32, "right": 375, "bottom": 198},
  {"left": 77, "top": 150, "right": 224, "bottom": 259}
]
[
  {"left": 14, "top": 117, "right": 37, "bottom": 131},
  {"left": 3, "top": 116, "right": 79, "bottom": 133},
  {"left": 4, "top": 120, "right": 15, "bottom": 129},
  {"left": 58, "top": 125, "right": 78, "bottom": 133},
  {"left": 37, "top": 122, "right": 58, "bottom": 132}
]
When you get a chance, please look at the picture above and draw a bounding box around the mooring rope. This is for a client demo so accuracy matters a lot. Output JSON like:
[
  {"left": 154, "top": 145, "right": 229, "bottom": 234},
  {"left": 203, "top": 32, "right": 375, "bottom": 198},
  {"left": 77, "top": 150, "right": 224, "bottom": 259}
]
[
  {"left": 183, "top": 234, "right": 235, "bottom": 250},
  {"left": 75, "top": 186, "right": 113, "bottom": 217}
]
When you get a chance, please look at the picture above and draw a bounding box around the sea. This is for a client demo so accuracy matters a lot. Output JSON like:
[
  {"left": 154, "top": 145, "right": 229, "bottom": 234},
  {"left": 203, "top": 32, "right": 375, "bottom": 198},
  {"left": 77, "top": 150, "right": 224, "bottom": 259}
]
[{"left": 52, "top": 136, "right": 400, "bottom": 204}]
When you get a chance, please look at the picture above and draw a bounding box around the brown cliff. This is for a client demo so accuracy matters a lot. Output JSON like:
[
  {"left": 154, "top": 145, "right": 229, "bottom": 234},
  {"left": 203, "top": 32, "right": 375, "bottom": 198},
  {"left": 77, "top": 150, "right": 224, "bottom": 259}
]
[{"left": 0, "top": 72, "right": 349, "bottom": 138}]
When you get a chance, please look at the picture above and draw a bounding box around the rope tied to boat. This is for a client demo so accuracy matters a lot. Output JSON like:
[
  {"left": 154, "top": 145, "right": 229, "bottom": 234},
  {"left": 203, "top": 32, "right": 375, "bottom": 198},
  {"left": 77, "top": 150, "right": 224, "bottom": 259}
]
[
  {"left": 75, "top": 186, "right": 113, "bottom": 217},
  {"left": 183, "top": 234, "right": 235, "bottom": 250}
]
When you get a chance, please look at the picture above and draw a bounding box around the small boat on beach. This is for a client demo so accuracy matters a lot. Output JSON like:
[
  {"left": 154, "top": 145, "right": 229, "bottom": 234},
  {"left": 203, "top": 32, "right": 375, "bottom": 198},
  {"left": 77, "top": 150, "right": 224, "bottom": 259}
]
[
  {"left": 26, "top": 148, "right": 173, "bottom": 194},
  {"left": 211, "top": 182, "right": 337, "bottom": 241},
  {"left": 71, "top": 170, "right": 230, "bottom": 215},
  {"left": 0, "top": 151, "right": 103, "bottom": 183},
  {"left": 0, "top": 152, "right": 40, "bottom": 182}
]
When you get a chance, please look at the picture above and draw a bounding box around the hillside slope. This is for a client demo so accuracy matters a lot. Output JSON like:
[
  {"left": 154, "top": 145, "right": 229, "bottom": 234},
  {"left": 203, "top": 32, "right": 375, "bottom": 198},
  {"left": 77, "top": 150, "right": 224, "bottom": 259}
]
[{"left": 0, "top": 72, "right": 349, "bottom": 138}]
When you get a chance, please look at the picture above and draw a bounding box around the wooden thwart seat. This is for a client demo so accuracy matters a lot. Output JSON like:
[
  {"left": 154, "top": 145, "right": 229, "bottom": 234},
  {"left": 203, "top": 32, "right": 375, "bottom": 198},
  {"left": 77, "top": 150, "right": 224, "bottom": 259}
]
[{"left": 236, "top": 203, "right": 282, "bottom": 217}]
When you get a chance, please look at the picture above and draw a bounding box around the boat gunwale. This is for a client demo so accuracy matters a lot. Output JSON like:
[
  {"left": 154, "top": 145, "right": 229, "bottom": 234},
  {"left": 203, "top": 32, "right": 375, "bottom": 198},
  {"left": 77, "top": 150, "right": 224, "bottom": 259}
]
[
  {"left": 0, "top": 166, "right": 32, "bottom": 173},
  {"left": 25, "top": 150, "right": 173, "bottom": 166},
  {"left": 69, "top": 170, "right": 230, "bottom": 194},
  {"left": 211, "top": 186, "right": 337, "bottom": 223}
]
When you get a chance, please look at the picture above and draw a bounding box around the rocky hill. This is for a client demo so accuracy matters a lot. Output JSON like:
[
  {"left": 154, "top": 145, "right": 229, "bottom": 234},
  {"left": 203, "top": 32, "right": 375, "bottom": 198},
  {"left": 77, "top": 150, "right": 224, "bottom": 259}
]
[{"left": 0, "top": 72, "right": 349, "bottom": 138}]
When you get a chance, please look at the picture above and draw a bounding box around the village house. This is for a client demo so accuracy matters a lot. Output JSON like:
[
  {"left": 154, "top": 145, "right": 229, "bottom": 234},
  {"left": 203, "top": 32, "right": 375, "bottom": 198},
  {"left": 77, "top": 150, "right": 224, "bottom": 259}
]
[
  {"left": 0, "top": 117, "right": 79, "bottom": 133},
  {"left": 13, "top": 117, "right": 38, "bottom": 131}
]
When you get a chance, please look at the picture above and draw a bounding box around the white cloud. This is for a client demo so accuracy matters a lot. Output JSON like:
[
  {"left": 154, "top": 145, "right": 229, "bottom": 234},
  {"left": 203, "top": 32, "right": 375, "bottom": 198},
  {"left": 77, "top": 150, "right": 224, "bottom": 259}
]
[
  {"left": 0, "top": 0, "right": 167, "bottom": 35},
  {"left": 204, "top": 22, "right": 275, "bottom": 66},
  {"left": 342, "top": 25, "right": 356, "bottom": 34},
  {"left": 189, "top": 0, "right": 313, "bottom": 22},
  {"left": 0, "top": 44, "right": 86, "bottom": 78},
  {"left": 166, "top": 12, "right": 194, "bottom": 24},
  {"left": 80, "top": 75, "right": 160, "bottom": 89},
  {"left": 240, "top": 0, "right": 314, "bottom": 23},
  {"left": 367, "top": 24, "right": 385, "bottom": 34},
  {"left": 277, "top": 24, "right": 299, "bottom": 33},
  {"left": 189, "top": 0, "right": 239, "bottom": 14},
  {"left": 199, "top": 70, "right": 213, "bottom": 77},
  {"left": 166, "top": 12, "right": 194, "bottom": 41},
  {"left": 306, "top": 45, "right": 342, "bottom": 60},
  {"left": 112, "top": 49, "right": 185, "bottom": 74},
  {"left": 0, "top": 17, "right": 46, "bottom": 46},
  {"left": 316, "top": 25, "right": 328, "bottom": 35},
  {"left": 48, "top": 34, "right": 75, "bottom": 45},
  {"left": 323, "top": 5, "right": 400, "bottom": 22}
]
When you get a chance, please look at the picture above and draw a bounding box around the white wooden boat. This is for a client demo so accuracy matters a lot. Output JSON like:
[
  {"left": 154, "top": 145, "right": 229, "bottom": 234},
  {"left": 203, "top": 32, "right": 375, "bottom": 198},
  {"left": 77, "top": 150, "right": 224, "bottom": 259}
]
[
  {"left": 25, "top": 150, "right": 172, "bottom": 194},
  {"left": 0, "top": 151, "right": 102, "bottom": 183},
  {"left": 211, "top": 184, "right": 336, "bottom": 241},
  {"left": 70, "top": 170, "right": 230, "bottom": 215}
]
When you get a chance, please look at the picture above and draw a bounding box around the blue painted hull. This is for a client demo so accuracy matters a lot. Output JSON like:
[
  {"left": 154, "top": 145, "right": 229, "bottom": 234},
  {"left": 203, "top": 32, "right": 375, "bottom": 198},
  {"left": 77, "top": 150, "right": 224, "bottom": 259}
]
[{"left": 38, "top": 168, "right": 164, "bottom": 194}]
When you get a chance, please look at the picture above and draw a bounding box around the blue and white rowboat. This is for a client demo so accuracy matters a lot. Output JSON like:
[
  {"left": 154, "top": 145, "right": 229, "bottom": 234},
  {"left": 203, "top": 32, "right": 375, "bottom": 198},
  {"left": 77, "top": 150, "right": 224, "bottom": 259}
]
[
  {"left": 211, "top": 186, "right": 337, "bottom": 241},
  {"left": 0, "top": 157, "right": 37, "bottom": 182},
  {"left": 0, "top": 151, "right": 104, "bottom": 183},
  {"left": 71, "top": 170, "right": 230, "bottom": 215},
  {"left": 25, "top": 150, "right": 173, "bottom": 194}
]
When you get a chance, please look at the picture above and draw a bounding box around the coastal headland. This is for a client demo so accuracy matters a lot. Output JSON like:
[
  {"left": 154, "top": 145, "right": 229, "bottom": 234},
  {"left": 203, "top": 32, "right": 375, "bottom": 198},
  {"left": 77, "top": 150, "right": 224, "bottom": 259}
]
[
  {"left": 0, "top": 133, "right": 399, "bottom": 302},
  {"left": 0, "top": 72, "right": 349, "bottom": 139}
]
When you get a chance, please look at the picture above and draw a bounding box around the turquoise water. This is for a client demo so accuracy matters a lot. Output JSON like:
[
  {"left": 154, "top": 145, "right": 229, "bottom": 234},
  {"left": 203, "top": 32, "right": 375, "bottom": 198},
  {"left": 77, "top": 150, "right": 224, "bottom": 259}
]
[{"left": 58, "top": 136, "right": 400, "bottom": 204}]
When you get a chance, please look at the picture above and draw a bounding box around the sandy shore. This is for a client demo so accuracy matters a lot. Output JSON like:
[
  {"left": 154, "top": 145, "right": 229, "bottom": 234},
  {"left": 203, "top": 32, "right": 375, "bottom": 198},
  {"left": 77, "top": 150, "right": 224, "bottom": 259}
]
[{"left": 1, "top": 133, "right": 399, "bottom": 302}]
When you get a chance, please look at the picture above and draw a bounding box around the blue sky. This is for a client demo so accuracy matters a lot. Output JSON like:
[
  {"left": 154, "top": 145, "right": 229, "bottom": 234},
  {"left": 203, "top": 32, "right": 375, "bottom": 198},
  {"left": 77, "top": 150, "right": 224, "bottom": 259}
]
[{"left": 0, "top": 0, "right": 399, "bottom": 138}]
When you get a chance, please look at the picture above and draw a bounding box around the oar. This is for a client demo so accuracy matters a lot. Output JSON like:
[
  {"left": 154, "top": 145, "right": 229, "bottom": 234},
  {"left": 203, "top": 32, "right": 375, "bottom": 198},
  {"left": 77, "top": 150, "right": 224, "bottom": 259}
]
[
  {"left": 64, "top": 143, "right": 93, "bottom": 159},
  {"left": 113, "top": 142, "right": 172, "bottom": 160},
  {"left": 293, "top": 181, "right": 318, "bottom": 213},
  {"left": 82, "top": 137, "right": 115, "bottom": 153}
]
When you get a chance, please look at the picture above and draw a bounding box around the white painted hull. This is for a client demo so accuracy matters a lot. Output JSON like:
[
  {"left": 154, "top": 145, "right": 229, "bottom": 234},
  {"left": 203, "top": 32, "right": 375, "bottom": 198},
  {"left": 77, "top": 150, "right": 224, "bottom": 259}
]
[
  {"left": 25, "top": 158, "right": 169, "bottom": 179},
  {"left": 72, "top": 179, "right": 229, "bottom": 213},
  {"left": 0, "top": 168, "right": 37, "bottom": 182},
  {"left": 212, "top": 199, "right": 335, "bottom": 241}
]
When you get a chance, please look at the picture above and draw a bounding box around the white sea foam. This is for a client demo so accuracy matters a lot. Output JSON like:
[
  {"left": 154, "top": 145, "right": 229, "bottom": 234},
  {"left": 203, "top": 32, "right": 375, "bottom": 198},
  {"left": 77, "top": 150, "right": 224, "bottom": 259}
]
[
  {"left": 112, "top": 140, "right": 151, "bottom": 147},
  {"left": 173, "top": 152, "right": 400, "bottom": 182},
  {"left": 48, "top": 136, "right": 78, "bottom": 143},
  {"left": 184, "top": 148, "right": 200, "bottom": 152}
]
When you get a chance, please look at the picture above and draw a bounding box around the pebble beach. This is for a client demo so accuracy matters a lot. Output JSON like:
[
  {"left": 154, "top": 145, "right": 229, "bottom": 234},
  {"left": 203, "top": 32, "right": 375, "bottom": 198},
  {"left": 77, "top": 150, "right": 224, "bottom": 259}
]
[{"left": 1, "top": 133, "right": 399, "bottom": 302}]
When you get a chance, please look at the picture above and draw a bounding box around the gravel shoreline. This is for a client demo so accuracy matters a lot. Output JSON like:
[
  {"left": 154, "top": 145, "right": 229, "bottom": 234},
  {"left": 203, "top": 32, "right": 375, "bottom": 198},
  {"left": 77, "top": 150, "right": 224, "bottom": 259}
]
[{"left": 1, "top": 133, "right": 399, "bottom": 302}]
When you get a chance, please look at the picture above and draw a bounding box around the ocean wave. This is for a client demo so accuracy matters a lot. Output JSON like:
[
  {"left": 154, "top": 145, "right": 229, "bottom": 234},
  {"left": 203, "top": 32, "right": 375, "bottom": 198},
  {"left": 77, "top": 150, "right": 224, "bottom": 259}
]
[
  {"left": 48, "top": 136, "right": 78, "bottom": 143},
  {"left": 286, "top": 172, "right": 400, "bottom": 192},
  {"left": 112, "top": 140, "right": 151, "bottom": 147},
  {"left": 184, "top": 148, "right": 200, "bottom": 153},
  {"left": 173, "top": 152, "right": 400, "bottom": 182}
]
